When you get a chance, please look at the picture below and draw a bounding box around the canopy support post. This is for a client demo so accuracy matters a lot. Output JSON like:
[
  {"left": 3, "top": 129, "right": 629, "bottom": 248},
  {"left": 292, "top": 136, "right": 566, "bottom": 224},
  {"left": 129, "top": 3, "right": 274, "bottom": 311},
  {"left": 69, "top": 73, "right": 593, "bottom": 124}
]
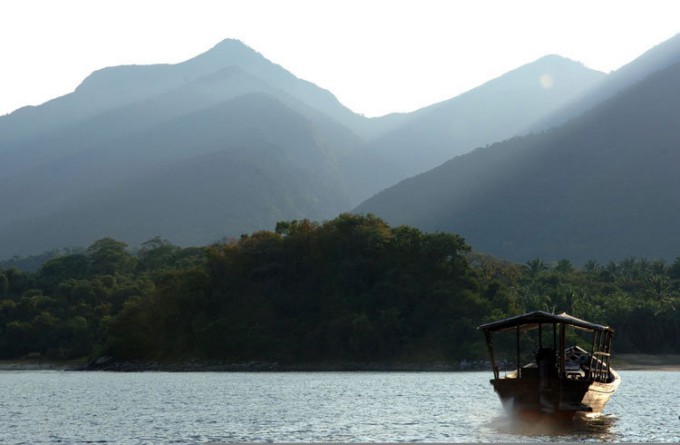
[
  {"left": 559, "top": 323, "right": 565, "bottom": 379},
  {"left": 516, "top": 325, "right": 521, "bottom": 377},
  {"left": 485, "top": 330, "right": 499, "bottom": 380}
]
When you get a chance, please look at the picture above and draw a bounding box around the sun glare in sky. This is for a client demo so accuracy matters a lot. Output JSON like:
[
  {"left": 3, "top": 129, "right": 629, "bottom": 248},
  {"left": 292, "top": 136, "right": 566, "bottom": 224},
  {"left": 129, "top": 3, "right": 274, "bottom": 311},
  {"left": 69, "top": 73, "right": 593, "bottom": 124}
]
[
  {"left": 1, "top": 0, "right": 679, "bottom": 117},
  {"left": 539, "top": 74, "right": 555, "bottom": 90}
]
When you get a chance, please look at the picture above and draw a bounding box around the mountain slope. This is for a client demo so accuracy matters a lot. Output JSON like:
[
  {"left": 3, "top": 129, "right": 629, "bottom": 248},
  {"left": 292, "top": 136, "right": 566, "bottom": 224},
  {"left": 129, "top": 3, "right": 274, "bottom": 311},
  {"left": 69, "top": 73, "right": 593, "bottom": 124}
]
[
  {"left": 344, "top": 55, "right": 605, "bottom": 201},
  {"left": 0, "top": 39, "right": 373, "bottom": 257},
  {"left": 356, "top": 59, "right": 680, "bottom": 263},
  {"left": 531, "top": 32, "right": 680, "bottom": 131},
  {"left": 3, "top": 37, "right": 671, "bottom": 259},
  {"left": 0, "top": 65, "right": 361, "bottom": 180},
  {"left": 0, "top": 39, "right": 376, "bottom": 146},
  {"left": 0, "top": 93, "right": 352, "bottom": 255}
]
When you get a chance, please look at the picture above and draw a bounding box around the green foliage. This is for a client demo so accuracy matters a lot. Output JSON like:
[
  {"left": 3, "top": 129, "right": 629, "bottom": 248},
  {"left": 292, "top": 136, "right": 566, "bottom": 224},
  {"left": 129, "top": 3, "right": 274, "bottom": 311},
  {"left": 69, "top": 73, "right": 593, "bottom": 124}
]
[
  {"left": 0, "top": 236, "right": 203, "bottom": 360},
  {"left": 136, "top": 237, "right": 183, "bottom": 274},
  {"left": 87, "top": 237, "right": 135, "bottom": 276},
  {"left": 0, "top": 221, "right": 679, "bottom": 364},
  {"left": 185, "top": 213, "right": 480, "bottom": 363}
]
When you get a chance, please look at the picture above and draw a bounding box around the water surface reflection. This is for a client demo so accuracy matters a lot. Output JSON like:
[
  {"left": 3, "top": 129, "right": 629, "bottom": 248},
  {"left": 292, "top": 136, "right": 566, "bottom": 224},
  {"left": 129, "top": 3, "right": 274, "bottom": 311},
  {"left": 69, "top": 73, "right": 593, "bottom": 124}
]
[
  {"left": 487, "top": 413, "right": 618, "bottom": 442},
  {"left": 0, "top": 370, "right": 677, "bottom": 444}
]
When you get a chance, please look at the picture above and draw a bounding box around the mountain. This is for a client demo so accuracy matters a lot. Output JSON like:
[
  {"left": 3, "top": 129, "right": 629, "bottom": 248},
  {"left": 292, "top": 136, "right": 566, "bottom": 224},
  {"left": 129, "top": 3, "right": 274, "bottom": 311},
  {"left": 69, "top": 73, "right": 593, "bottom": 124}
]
[
  {"left": 531, "top": 32, "right": 680, "bottom": 131},
  {"left": 0, "top": 39, "right": 387, "bottom": 144},
  {"left": 2, "top": 37, "right": 661, "bottom": 259},
  {"left": 0, "top": 65, "right": 362, "bottom": 180},
  {"left": 0, "top": 40, "right": 369, "bottom": 257},
  {"left": 356, "top": 56, "right": 680, "bottom": 264},
  {"left": 343, "top": 55, "right": 605, "bottom": 201},
  {"left": 0, "top": 93, "right": 353, "bottom": 255}
]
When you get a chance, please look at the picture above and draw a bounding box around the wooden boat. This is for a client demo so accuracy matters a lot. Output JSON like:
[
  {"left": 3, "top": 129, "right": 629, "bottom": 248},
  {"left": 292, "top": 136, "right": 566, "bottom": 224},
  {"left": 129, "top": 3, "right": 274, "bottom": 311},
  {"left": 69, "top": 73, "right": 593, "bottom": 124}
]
[{"left": 478, "top": 311, "right": 620, "bottom": 420}]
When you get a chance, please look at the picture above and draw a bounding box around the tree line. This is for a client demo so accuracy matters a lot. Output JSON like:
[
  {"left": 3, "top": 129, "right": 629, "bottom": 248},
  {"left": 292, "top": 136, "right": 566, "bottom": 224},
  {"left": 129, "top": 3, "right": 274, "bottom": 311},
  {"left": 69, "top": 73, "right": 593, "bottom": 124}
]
[{"left": 0, "top": 214, "right": 678, "bottom": 364}]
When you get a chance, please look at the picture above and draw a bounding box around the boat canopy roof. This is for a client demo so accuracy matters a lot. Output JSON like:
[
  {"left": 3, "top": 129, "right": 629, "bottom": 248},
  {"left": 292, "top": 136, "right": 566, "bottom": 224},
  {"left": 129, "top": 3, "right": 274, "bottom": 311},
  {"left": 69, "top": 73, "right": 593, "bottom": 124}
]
[{"left": 477, "top": 310, "right": 612, "bottom": 334}]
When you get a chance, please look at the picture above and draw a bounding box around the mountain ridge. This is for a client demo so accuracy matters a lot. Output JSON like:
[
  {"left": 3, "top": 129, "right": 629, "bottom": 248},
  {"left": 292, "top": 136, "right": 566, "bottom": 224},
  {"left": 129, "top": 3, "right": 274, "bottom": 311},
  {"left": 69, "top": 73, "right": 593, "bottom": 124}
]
[
  {"left": 0, "top": 92, "right": 353, "bottom": 254},
  {"left": 3, "top": 35, "right": 680, "bottom": 259},
  {"left": 343, "top": 54, "right": 605, "bottom": 202},
  {"left": 0, "top": 39, "right": 372, "bottom": 145},
  {"left": 356, "top": 56, "right": 680, "bottom": 263},
  {"left": 529, "top": 32, "right": 680, "bottom": 131}
]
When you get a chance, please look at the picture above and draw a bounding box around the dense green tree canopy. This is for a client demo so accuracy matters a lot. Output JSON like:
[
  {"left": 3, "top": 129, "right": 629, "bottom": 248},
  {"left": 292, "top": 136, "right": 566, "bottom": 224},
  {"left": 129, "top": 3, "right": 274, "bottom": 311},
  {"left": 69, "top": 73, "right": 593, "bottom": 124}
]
[{"left": 0, "top": 215, "right": 678, "bottom": 364}]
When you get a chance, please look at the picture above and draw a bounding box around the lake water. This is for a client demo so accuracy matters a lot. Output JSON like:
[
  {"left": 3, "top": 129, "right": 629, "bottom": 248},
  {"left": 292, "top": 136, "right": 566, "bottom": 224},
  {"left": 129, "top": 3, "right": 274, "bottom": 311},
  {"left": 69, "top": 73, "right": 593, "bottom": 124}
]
[{"left": 0, "top": 370, "right": 678, "bottom": 444}]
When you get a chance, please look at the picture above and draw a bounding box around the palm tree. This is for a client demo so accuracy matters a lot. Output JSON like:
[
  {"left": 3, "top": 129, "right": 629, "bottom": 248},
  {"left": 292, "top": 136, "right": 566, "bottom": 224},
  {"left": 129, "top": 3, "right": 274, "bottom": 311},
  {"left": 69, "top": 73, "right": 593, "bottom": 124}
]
[
  {"left": 524, "top": 257, "right": 547, "bottom": 276},
  {"left": 583, "top": 259, "right": 600, "bottom": 274}
]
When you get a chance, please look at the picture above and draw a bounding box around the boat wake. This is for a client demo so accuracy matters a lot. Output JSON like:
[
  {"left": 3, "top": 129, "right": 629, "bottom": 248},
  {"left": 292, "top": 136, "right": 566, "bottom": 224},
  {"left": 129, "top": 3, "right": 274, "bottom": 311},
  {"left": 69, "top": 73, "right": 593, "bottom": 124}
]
[{"left": 486, "top": 412, "right": 618, "bottom": 441}]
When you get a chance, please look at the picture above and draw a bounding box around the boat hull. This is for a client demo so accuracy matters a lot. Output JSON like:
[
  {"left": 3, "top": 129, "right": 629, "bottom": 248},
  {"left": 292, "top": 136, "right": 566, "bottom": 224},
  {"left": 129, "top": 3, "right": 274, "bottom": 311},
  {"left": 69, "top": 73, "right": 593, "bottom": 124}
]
[
  {"left": 579, "top": 369, "right": 620, "bottom": 414},
  {"left": 491, "top": 369, "right": 620, "bottom": 419}
]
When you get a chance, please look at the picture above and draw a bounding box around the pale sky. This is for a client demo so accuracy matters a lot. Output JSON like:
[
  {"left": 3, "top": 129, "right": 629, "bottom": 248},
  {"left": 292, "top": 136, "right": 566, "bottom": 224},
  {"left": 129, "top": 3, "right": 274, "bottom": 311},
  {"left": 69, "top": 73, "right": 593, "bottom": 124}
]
[{"left": 1, "top": 0, "right": 679, "bottom": 117}]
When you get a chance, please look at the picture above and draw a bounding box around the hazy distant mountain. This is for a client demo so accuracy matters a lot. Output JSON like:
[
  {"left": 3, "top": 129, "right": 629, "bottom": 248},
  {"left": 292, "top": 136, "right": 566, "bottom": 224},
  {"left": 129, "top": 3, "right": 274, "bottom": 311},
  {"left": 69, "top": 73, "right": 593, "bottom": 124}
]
[
  {"left": 0, "top": 93, "right": 353, "bottom": 255},
  {"left": 344, "top": 55, "right": 605, "bottom": 201},
  {"left": 0, "top": 40, "right": 371, "bottom": 257},
  {"left": 0, "top": 39, "right": 388, "bottom": 145},
  {"left": 0, "top": 39, "right": 371, "bottom": 183},
  {"left": 356, "top": 57, "right": 680, "bottom": 263},
  {"left": 3, "top": 36, "right": 669, "bottom": 259},
  {"left": 531, "top": 32, "right": 680, "bottom": 131},
  {"left": 0, "top": 65, "right": 361, "bottom": 181}
]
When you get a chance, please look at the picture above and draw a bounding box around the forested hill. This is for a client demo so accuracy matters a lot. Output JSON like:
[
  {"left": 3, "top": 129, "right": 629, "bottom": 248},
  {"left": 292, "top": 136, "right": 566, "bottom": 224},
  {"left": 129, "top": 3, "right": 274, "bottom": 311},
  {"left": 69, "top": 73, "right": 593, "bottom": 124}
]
[
  {"left": 1, "top": 215, "right": 678, "bottom": 366},
  {"left": 356, "top": 57, "right": 680, "bottom": 264}
]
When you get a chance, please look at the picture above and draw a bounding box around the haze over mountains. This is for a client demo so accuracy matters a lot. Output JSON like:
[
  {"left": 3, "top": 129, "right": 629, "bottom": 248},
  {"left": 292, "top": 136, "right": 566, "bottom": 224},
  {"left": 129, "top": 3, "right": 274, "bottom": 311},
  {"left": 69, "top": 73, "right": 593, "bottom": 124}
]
[
  {"left": 345, "top": 55, "right": 604, "bottom": 198},
  {"left": 530, "top": 32, "right": 680, "bottom": 132},
  {"left": 2, "top": 34, "right": 680, "bottom": 262},
  {"left": 357, "top": 34, "right": 680, "bottom": 263}
]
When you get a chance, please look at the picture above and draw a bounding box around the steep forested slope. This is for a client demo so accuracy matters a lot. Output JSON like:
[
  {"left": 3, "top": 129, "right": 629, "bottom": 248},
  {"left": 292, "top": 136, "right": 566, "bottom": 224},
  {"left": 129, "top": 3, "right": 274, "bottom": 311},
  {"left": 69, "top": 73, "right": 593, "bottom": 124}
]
[{"left": 357, "top": 60, "right": 680, "bottom": 263}]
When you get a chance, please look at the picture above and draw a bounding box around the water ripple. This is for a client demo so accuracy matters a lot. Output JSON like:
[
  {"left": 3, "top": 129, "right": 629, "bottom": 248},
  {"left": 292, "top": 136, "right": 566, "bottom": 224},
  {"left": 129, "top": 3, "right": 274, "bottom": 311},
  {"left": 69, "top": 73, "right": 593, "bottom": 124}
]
[{"left": 0, "top": 370, "right": 677, "bottom": 443}]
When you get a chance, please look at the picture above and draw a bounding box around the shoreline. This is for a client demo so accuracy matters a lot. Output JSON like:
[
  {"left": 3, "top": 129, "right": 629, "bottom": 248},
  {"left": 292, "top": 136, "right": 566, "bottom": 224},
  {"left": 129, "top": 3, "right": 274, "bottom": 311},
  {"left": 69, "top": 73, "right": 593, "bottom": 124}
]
[
  {"left": 0, "top": 360, "right": 84, "bottom": 371},
  {"left": 612, "top": 353, "right": 680, "bottom": 371},
  {"left": 2, "top": 353, "right": 680, "bottom": 372}
]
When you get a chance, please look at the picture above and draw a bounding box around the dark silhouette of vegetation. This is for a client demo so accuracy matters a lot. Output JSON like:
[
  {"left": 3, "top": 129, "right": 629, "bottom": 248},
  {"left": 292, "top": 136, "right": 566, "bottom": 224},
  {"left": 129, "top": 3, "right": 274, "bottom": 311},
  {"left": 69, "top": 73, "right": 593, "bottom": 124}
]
[{"left": 0, "top": 215, "right": 678, "bottom": 365}]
